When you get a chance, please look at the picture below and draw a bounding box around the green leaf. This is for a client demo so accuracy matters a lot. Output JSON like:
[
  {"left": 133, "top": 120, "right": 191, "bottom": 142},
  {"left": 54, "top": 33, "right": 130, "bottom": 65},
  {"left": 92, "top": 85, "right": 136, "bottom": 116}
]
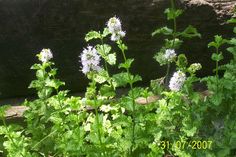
[
  {"left": 36, "top": 69, "right": 45, "bottom": 80},
  {"left": 208, "top": 35, "right": 227, "bottom": 48},
  {"left": 30, "top": 64, "right": 42, "bottom": 70},
  {"left": 178, "top": 25, "right": 201, "bottom": 38},
  {"left": 165, "top": 38, "right": 183, "bottom": 49},
  {"left": 0, "top": 105, "right": 11, "bottom": 118},
  {"left": 112, "top": 72, "right": 129, "bottom": 87},
  {"left": 38, "top": 87, "right": 53, "bottom": 99},
  {"left": 99, "top": 84, "right": 115, "bottom": 97},
  {"left": 227, "top": 46, "right": 236, "bottom": 56},
  {"left": 164, "top": 8, "right": 183, "bottom": 20},
  {"left": 45, "top": 79, "right": 65, "bottom": 90},
  {"left": 152, "top": 27, "right": 173, "bottom": 37},
  {"left": 97, "top": 44, "right": 111, "bottom": 57},
  {"left": 94, "top": 69, "right": 109, "bottom": 84},
  {"left": 131, "top": 75, "right": 142, "bottom": 84},
  {"left": 176, "top": 54, "right": 188, "bottom": 69},
  {"left": 118, "top": 59, "right": 134, "bottom": 69},
  {"left": 28, "top": 80, "right": 43, "bottom": 89},
  {"left": 107, "top": 53, "right": 116, "bottom": 65},
  {"left": 102, "top": 28, "right": 110, "bottom": 38},
  {"left": 228, "top": 38, "right": 236, "bottom": 45},
  {"left": 85, "top": 31, "right": 101, "bottom": 42},
  {"left": 211, "top": 53, "right": 224, "bottom": 62},
  {"left": 227, "top": 18, "right": 236, "bottom": 24}
]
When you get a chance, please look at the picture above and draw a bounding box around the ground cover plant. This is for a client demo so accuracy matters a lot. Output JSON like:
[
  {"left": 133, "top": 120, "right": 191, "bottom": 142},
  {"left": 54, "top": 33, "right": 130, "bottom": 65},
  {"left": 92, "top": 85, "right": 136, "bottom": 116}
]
[{"left": 0, "top": 0, "right": 236, "bottom": 156}]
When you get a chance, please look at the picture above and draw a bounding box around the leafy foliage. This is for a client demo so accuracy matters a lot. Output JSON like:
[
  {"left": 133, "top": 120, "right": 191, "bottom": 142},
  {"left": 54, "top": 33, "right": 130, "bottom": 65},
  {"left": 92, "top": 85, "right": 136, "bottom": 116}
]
[{"left": 0, "top": 2, "right": 235, "bottom": 157}]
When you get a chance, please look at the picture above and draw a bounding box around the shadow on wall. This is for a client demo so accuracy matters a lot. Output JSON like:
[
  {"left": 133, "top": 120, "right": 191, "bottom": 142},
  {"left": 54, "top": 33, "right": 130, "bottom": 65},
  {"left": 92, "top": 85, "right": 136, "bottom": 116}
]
[{"left": 0, "top": 0, "right": 234, "bottom": 99}]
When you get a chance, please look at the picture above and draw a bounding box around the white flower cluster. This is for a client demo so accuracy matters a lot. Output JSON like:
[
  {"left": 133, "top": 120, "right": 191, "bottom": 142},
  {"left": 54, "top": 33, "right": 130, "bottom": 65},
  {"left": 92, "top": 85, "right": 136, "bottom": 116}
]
[
  {"left": 169, "top": 70, "right": 186, "bottom": 92},
  {"left": 80, "top": 46, "right": 101, "bottom": 74},
  {"left": 39, "top": 48, "right": 53, "bottom": 63},
  {"left": 107, "top": 17, "right": 126, "bottom": 41},
  {"left": 164, "top": 49, "right": 176, "bottom": 62}
]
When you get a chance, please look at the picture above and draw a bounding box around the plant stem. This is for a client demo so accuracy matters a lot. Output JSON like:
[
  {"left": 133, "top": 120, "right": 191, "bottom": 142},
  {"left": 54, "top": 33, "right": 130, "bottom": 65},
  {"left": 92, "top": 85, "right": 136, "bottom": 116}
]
[
  {"left": 91, "top": 77, "right": 105, "bottom": 156},
  {"left": 101, "top": 38, "right": 115, "bottom": 91},
  {"left": 216, "top": 47, "right": 219, "bottom": 93},
  {"left": 165, "top": 0, "right": 177, "bottom": 87},
  {"left": 165, "top": 63, "right": 171, "bottom": 86},
  {"left": 32, "top": 129, "right": 57, "bottom": 150},
  {"left": 119, "top": 41, "right": 136, "bottom": 154}
]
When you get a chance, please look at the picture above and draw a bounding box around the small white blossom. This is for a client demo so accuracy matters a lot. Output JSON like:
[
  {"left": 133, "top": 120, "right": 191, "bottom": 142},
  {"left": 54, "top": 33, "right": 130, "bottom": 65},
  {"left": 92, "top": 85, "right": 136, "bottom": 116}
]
[
  {"left": 107, "top": 16, "right": 125, "bottom": 41},
  {"left": 164, "top": 49, "right": 176, "bottom": 62},
  {"left": 111, "top": 31, "right": 126, "bottom": 41},
  {"left": 188, "top": 63, "right": 202, "bottom": 73},
  {"left": 107, "top": 17, "right": 122, "bottom": 33},
  {"left": 169, "top": 70, "right": 186, "bottom": 92},
  {"left": 39, "top": 48, "right": 53, "bottom": 62},
  {"left": 80, "top": 46, "right": 101, "bottom": 74}
]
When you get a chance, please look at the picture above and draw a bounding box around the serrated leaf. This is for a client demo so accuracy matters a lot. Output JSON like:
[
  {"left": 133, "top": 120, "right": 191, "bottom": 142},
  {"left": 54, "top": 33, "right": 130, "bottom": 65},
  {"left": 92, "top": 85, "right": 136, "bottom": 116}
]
[
  {"left": 30, "top": 64, "right": 41, "bottom": 70},
  {"left": 97, "top": 44, "right": 112, "bottom": 57},
  {"left": 178, "top": 25, "right": 201, "bottom": 38},
  {"left": 45, "top": 79, "right": 65, "bottom": 90},
  {"left": 107, "top": 53, "right": 116, "bottom": 65},
  {"left": 94, "top": 69, "right": 109, "bottom": 84},
  {"left": 211, "top": 53, "right": 224, "bottom": 62},
  {"left": 152, "top": 27, "right": 173, "bottom": 37},
  {"left": 208, "top": 35, "right": 227, "bottom": 48},
  {"left": 228, "top": 38, "right": 236, "bottom": 45},
  {"left": 99, "top": 84, "right": 115, "bottom": 97},
  {"left": 164, "top": 8, "right": 183, "bottom": 20},
  {"left": 112, "top": 72, "right": 129, "bottom": 87},
  {"left": 85, "top": 31, "right": 101, "bottom": 42},
  {"left": 118, "top": 59, "right": 134, "bottom": 69},
  {"left": 227, "top": 46, "right": 236, "bottom": 55},
  {"left": 102, "top": 28, "right": 110, "bottom": 38}
]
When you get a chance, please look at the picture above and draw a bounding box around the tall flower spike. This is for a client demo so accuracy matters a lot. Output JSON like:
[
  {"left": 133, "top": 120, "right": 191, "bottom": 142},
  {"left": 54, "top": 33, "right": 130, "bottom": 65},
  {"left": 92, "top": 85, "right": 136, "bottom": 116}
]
[
  {"left": 80, "top": 46, "right": 101, "bottom": 75},
  {"left": 107, "top": 16, "right": 126, "bottom": 41},
  {"left": 39, "top": 48, "right": 53, "bottom": 63},
  {"left": 169, "top": 70, "right": 186, "bottom": 92},
  {"left": 164, "top": 49, "right": 176, "bottom": 62}
]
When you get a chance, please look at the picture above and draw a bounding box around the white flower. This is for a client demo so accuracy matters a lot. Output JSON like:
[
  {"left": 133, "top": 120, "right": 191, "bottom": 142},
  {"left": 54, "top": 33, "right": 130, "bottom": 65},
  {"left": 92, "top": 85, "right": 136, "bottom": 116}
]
[
  {"left": 107, "top": 16, "right": 126, "bottom": 41},
  {"left": 164, "top": 49, "right": 176, "bottom": 62},
  {"left": 39, "top": 48, "right": 53, "bottom": 62},
  {"left": 169, "top": 70, "right": 186, "bottom": 92},
  {"left": 100, "top": 104, "right": 113, "bottom": 113},
  {"left": 110, "top": 31, "right": 126, "bottom": 41},
  {"left": 188, "top": 63, "right": 202, "bottom": 73},
  {"left": 107, "top": 17, "right": 122, "bottom": 33},
  {"left": 80, "top": 46, "right": 101, "bottom": 74}
]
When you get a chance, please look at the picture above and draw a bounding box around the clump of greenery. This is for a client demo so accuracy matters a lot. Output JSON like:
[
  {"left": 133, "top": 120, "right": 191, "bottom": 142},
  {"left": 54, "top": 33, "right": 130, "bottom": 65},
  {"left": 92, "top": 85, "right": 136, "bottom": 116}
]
[{"left": 0, "top": 1, "right": 235, "bottom": 157}]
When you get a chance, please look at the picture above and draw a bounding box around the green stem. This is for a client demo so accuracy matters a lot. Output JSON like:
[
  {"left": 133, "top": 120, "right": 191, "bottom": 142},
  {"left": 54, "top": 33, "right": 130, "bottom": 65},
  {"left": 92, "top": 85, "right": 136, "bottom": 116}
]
[
  {"left": 119, "top": 41, "right": 136, "bottom": 155},
  {"left": 91, "top": 76, "right": 105, "bottom": 156},
  {"left": 165, "top": 0, "right": 177, "bottom": 87},
  {"left": 165, "top": 63, "right": 171, "bottom": 86},
  {"left": 101, "top": 38, "right": 115, "bottom": 91},
  {"left": 216, "top": 47, "right": 219, "bottom": 93},
  {"left": 32, "top": 129, "right": 57, "bottom": 150}
]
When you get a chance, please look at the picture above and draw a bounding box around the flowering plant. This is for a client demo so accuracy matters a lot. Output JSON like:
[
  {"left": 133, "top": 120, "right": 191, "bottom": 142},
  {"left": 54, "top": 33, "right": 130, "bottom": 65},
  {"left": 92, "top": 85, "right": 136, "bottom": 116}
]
[{"left": 0, "top": 1, "right": 235, "bottom": 157}]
